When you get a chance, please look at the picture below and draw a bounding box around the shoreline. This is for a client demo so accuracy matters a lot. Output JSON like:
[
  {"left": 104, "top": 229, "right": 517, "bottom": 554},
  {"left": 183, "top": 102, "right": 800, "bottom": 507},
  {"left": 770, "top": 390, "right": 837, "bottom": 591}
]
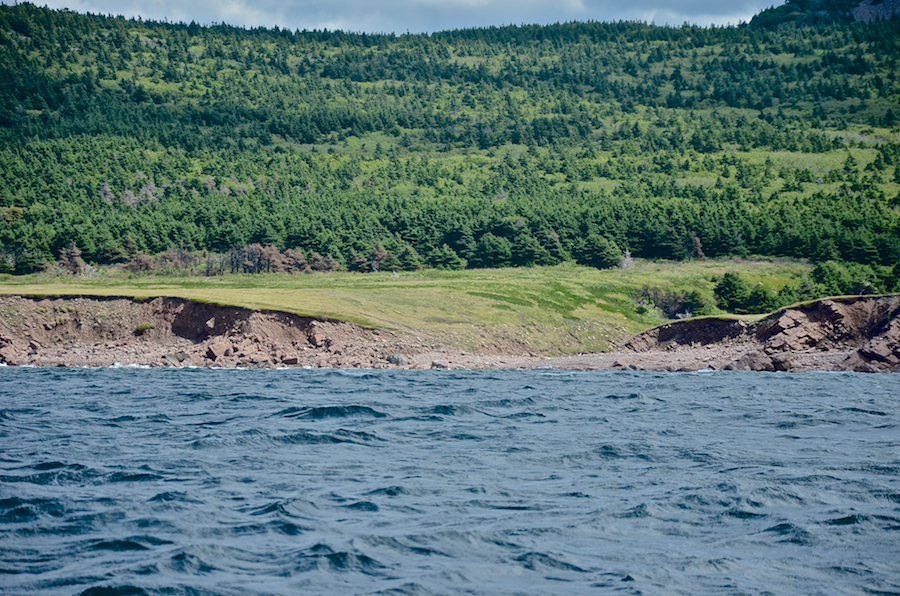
[{"left": 1, "top": 294, "right": 898, "bottom": 373}]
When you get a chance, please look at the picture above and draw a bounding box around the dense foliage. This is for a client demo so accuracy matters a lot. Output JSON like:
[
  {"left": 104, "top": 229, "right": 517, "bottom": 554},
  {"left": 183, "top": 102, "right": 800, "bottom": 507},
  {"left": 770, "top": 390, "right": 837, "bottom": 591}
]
[
  {"left": 1, "top": 3, "right": 899, "bottom": 277},
  {"left": 712, "top": 258, "right": 900, "bottom": 314}
]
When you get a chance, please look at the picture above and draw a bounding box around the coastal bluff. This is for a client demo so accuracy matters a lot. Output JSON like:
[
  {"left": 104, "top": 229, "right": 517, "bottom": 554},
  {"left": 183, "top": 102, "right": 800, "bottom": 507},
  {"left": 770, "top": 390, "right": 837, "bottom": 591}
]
[
  {"left": 623, "top": 295, "right": 900, "bottom": 373},
  {"left": 0, "top": 294, "right": 898, "bottom": 372}
]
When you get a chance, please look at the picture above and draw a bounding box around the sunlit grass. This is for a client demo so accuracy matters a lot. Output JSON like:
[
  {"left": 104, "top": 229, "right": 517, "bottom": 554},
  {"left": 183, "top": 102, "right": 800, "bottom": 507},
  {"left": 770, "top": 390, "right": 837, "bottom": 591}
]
[{"left": 0, "top": 259, "right": 811, "bottom": 355}]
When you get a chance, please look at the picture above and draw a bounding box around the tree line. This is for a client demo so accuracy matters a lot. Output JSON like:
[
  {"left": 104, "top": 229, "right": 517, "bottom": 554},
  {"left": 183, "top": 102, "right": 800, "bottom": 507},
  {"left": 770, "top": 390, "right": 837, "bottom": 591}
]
[{"left": 0, "top": 4, "right": 898, "bottom": 277}]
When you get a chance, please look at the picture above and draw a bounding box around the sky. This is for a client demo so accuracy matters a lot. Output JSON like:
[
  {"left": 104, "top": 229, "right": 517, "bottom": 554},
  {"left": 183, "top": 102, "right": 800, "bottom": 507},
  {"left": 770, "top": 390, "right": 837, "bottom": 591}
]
[{"left": 18, "top": 0, "right": 787, "bottom": 33}]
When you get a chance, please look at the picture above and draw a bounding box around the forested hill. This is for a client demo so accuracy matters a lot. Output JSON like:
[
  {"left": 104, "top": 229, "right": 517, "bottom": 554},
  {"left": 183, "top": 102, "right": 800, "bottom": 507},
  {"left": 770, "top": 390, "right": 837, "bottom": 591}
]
[
  {"left": 751, "top": 0, "right": 900, "bottom": 27},
  {"left": 0, "top": 3, "right": 899, "bottom": 275}
]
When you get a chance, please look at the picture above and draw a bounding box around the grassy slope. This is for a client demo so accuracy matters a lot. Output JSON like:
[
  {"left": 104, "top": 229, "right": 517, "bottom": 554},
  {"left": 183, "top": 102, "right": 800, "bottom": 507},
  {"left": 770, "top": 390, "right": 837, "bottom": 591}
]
[{"left": 0, "top": 259, "right": 810, "bottom": 355}]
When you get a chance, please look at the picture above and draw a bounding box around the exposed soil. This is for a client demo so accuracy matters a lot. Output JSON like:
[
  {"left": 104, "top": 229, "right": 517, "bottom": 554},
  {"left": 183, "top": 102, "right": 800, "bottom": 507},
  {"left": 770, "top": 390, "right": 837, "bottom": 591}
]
[
  {"left": 616, "top": 295, "right": 900, "bottom": 373},
  {"left": 0, "top": 294, "right": 898, "bottom": 372}
]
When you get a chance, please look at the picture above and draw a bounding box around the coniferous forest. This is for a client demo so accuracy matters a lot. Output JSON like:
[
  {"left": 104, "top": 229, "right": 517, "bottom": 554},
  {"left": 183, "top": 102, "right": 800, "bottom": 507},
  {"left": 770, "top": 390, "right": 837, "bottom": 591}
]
[{"left": 1, "top": 3, "right": 899, "bottom": 286}]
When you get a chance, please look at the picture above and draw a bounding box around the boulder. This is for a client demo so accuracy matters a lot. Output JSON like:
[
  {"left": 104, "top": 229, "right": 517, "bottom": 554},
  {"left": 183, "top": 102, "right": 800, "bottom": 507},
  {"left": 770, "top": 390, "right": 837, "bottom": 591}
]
[
  {"left": 308, "top": 332, "right": 328, "bottom": 348},
  {"left": 854, "top": 361, "right": 882, "bottom": 373},
  {"left": 206, "top": 341, "right": 233, "bottom": 361},
  {"left": 280, "top": 351, "right": 301, "bottom": 365},
  {"left": 431, "top": 359, "right": 450, "bottom": 369},
  {"left": 249, "top": 352, "right": 272, "bottom": 366},
  {"left": 769, "top": 312, "right": 803, "bottom": 335},
  {"left": 858, "top": 341, "right": 898, "bottom": 364},
  {"left": 388, "top": 353, "right": 408, "bottom": 366},
  {"left": 0, "top": 345, "right": 23, "bottom": 366},
  {"left": 842, "top": 349, "right": 890, "bottom": 372},
  {"left": 764, "top": 336, "right": 790, "bottom": 353},
  {"left": 162, "top": 351, "right": 192, "bottom": 367},
  {"left": 842, "top": 351, "right": 866, "bottom": 370},
  {"left": 725, "top": 351, "right": 775, "bottom": 372},
  {"left": 771, "top": 353, "right": 797, "bottom": 372}
]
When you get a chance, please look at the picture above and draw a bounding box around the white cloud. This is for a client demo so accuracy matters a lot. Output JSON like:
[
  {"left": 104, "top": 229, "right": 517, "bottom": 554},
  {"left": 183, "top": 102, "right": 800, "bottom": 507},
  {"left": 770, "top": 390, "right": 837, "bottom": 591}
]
[
  {"left": 215, "top": 1, "right": 281, "bottom": 25},
  {"left": 16, "top": 0, "right": 783, "bottom": 32}
]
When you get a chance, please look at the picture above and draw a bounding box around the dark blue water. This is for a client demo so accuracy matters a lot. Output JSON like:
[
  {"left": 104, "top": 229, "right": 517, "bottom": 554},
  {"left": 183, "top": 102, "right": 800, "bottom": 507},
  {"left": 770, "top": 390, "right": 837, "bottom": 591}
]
[{"left": 1, "top": 368, "right": 899, "bottom": 595}]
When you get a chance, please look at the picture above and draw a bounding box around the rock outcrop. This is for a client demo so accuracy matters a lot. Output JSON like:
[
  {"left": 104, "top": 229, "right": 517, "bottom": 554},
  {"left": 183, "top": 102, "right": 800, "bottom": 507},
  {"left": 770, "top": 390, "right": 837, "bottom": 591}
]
[{"left": 626, "top": 295, "right": 900, "bottom": 373}]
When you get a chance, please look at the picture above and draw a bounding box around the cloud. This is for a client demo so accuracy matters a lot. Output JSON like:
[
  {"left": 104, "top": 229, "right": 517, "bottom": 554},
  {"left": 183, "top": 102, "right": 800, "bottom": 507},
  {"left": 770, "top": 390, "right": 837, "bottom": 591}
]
[{"left": 22, "top": 0, "right": 781, "bottom": 32}]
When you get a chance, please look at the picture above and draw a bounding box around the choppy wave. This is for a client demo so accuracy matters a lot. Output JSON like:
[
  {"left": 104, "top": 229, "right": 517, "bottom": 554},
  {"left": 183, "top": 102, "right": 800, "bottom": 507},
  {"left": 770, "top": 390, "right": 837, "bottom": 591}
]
[{"left": 1, "top": 367, "right": 899, "bottom": 595}]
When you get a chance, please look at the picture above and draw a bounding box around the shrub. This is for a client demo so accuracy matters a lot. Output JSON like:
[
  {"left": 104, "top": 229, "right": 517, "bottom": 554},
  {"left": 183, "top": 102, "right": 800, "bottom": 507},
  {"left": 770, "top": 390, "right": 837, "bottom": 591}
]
[
  {"left": 426, "top": 244, "right": 467, "bottom": 270},
  {"left": 635, "top": 287, "right": 714, "bottom": 319},
  {"left": 714, "top": 272, "right": 783, "bottom": 314},
  {"left": 574, "top": 234, "right": 621, "bottom": 269},
  {"left": 714, "top": 272, "right": 751, "bottom": 312},
  {"left": 811, "top": 260, "right": 884, "bottom": 295}
]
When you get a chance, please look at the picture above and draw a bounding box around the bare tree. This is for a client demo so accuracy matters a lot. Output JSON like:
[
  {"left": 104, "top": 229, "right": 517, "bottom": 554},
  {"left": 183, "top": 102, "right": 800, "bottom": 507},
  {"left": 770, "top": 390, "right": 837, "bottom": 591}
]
[
  {"left": 123, "top": 251, "right": 157, "bottom": 273},
  {"left": 59, "top": 241, "right": 86, "bottom": 275},
  {"left": 369, "top": 242, "right": 389, "bottom": 272},
  {"left": 283, "top": 248, "right": 311, "bottom": 274},
  {"left": 98, "top": 182, "right": 115, "bottom": 204}
]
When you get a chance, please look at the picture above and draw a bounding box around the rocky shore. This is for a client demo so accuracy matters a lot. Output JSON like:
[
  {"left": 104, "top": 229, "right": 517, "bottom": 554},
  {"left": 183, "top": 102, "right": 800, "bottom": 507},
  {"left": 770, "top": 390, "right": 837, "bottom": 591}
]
[
  {"left": 1, "top": 294, "right": 898, "bottom": 372},
  {"left": 617, "top": 294, "right": 900, "bottom": 373}
]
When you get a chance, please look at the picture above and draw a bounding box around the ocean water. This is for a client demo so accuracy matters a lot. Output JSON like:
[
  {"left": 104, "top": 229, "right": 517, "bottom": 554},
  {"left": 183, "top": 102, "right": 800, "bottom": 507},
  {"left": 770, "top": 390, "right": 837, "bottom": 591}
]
[{"left": 1, "top": 367, "right": 899, "bottom": 596}]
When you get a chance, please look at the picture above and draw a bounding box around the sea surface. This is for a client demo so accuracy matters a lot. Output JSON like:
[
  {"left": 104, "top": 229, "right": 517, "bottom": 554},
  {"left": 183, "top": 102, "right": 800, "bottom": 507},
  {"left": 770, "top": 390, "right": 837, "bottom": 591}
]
[{"left": 1, "top": 367, "right": 899, "bottom": 596}]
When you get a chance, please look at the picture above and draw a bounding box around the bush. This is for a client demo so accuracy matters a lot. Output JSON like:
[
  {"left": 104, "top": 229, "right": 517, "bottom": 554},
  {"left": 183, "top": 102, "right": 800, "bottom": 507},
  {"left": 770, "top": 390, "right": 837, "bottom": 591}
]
[
  {"left": 811, "top": 260, "right": 884, "bottom": 295},
  {"left": 426, "top": 244, "right": 467, "bottom": 270},
  {"left": 635, "top": 287, "right": 714, "bottom": 319},
  {"left": 574, "top": 234, "right": 621, "bottom": 270},
  {"left": 714, "top": 272, "right": 781, "bottom": 314},
  {"left": 714, "top": 272, "right": 751, "bottom": 312},
  {"left": 888, "top": 262, "right": 900, "bottom": 293},
  {"left": 471, "top": 233, "right": 513, "bottom": 268}
]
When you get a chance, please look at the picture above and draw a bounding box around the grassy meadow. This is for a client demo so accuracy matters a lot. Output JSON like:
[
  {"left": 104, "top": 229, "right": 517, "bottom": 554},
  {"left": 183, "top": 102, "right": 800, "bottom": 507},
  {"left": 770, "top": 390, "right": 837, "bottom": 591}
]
[{"left": 0, "top": 259, "right": 811, "bottom": 354}]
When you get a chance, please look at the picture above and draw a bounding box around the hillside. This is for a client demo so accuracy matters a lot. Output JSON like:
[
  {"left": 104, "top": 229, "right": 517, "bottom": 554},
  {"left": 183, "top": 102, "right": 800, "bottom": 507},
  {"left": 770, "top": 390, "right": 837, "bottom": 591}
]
[
  {"left": 750, "top": 0, "right": 900, "bottom": 27},
  {"left": 0, "top": 4, "right": 899, "bottom": 278}
]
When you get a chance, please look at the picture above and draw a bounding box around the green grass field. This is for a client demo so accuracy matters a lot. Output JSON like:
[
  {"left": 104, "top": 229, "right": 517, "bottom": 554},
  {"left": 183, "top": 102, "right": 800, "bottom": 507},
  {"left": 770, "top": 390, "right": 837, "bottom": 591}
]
[{"left": 0, "top": 259, "right": 811, "bottom": 354}]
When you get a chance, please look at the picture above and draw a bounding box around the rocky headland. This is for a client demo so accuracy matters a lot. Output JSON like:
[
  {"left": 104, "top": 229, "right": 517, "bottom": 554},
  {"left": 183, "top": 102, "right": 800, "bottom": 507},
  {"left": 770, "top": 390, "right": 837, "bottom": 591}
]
[
  {"left": 616, "top": 294, "right": 900, "bottom": 373},
  {"left": 0, "top": 294, "right": 898, "bottom": 372}
]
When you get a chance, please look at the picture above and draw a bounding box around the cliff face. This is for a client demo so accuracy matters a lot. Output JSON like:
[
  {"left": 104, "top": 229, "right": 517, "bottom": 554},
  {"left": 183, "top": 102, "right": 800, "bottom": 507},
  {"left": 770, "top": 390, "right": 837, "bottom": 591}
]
[
  {"left": 626, "top": 295, "right": 900, "bottom": 372},
  {"left": 0, "top": 295, "right": 415, "bottom": 369},
  {"left": 1, "top": 294, "right": 898, "bottom": 372}
]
